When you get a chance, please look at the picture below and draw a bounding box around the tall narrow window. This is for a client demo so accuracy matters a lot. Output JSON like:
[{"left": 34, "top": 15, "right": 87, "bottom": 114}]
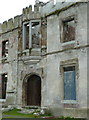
[
  {"left": 23, "top": 20, "right": 41, "bottom": 50},
  {"left": 63, "top": 18, "right": 75, "bottom": 42},
  {"left": 0, "top": 74, "right": 7, "bottom": 99},
  {"left": 31, "top": 22, "right": 40, "bottom": 48},
  {"left": 24, "top": 23, "right": 29, "bottom": 49},
  {"left": 64, "top": 66, "right": 76, "bottom": 100},
  {"left": 2, "top": 40, "right": 9, "bottom": 57}
]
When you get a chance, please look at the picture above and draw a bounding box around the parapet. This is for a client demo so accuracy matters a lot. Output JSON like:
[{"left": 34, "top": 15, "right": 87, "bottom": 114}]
[
  {"left": 40, "top": 0, "right": 87, "bottom": 17},
  {"left": 22, "top": 5, "right": 32, "bottom": 15},
  {"left": 0, "top": 1, "right": 45, "bottom": 34},
  {"left": 0, "top": 15, "right": 22, "bottom": 34},
  {"left": 0, "top": 0, "right": 86, "bottom": 34}
]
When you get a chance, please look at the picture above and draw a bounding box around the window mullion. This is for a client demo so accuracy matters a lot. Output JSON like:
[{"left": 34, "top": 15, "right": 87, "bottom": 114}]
[
  {"left": 23, "top": 23, "right": 26, "bottom": 50},
  {"left": 29, "top": 21, "right": 32, "bottom": 48}
]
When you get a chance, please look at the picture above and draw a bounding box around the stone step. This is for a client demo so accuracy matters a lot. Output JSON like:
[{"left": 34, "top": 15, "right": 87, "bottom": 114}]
[
  {"left": 23, "top": 106, "right": 41, "bottom": 109},
  {"left": 18, "top": 106, "right": 49, "bottom": 116}
]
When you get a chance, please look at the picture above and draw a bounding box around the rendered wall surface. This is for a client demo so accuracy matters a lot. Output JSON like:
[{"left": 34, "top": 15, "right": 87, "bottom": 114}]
[{"left": 0, "top": 0, "right": 88, "bottom": 118}]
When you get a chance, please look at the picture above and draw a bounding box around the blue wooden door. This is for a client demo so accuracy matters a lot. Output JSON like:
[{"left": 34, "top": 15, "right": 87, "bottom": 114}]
[{"left": 64, "top": 71, "right": 76, "bottom": 100}]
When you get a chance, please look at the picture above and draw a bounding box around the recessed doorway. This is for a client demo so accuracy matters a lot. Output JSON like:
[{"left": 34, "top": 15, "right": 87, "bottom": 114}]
[{"left": 27, "top": 74, "right": 41, "bottom": 106}]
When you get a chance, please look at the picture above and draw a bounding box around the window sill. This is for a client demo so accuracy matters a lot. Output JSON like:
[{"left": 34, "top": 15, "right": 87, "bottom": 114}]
[
  {"left": 62, "top": 41, "right": 75, "bottom": 47},
  {"left": 41, "top": 46, "right": 47, "bottom": 49},
  {"left": 23, "top": 49, "right": 29, "bottom": 52},
  {"left": 22, "top": 48, "right": 41, "bottom": 52},
  {"left": 61, "top": 100, "right": 77, "bottom": 104},
  {"left": 0, "top": 99, "right": 6, "bottom": 102},
  {"left": 31, "top": 48, "right": 41, "bottom": 51}
]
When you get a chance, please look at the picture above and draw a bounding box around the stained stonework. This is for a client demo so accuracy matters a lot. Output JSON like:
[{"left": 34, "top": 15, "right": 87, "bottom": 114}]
[{"left": 0, "top": 0, "right": 88, "bottom": 119}]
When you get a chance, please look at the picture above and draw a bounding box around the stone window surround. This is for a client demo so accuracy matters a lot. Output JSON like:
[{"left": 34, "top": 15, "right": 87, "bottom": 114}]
[
  {"left": 22, "top": 19, "right": 41, "bottom": 50},
  {"left": 1, "top": 40, "right": 9, "bottom": 63},
  {"left": 0, "top": 73, "right": 8, "bottom": 100},
  {"left": 60, "top": 58, "right": 79, "bottom": 105},
  {"left": 2, "top": 40, "right": 9, "bottom": 58},
  {"left": 60, "top": 14, "right": 77, "bottom": 44}
]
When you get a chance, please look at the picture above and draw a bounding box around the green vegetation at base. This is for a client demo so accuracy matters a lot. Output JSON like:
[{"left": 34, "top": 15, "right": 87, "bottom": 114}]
[
  {"left": 2, "top": 109, "right": 86, "bottom": 119},
  {"left": 59, "top": 116, "right": 85, "bottom": 120},
  {"left": 2, "top": 108, "right": 52, "bottom": 118},
  {"left": 3, "top": 109, "right": 35, "bottom": 118}
]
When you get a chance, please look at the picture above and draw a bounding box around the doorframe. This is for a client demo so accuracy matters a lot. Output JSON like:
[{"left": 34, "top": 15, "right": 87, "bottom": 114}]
[{"left": 22, "top": 73, "right": 42, "bottom": 106}]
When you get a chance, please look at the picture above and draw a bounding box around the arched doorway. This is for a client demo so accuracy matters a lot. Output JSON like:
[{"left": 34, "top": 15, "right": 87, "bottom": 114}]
[{"left": 26, "top": 74, "right": 41, "bottom": 106}]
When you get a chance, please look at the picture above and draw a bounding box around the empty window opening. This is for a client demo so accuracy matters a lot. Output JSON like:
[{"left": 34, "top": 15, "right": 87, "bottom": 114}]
[
  {"left": 63, "top": 18, "right": 75, "bottom": 42},
  {"left": 24, "top": 23, "right": 29, "bottom": 49},
  {"left": 23, "top": 21, "right": 40, "bottom": 50},
  {"left": 31, "top": 22, "right": 40, "bottom": 48},
  {"left": 41, "top": 19, "right": 47, "bottom": 46},
  {"left": 0, "top": 74, "right": 7, "bottom": 99},
  {"left": 2, "top": 40, "right": 9, "bottom": 57},
  {"left": 64, "top": 66, "right": 76, "bottom": 100}
]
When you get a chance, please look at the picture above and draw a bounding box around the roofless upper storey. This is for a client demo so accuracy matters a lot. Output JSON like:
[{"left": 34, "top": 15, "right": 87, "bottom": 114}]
[{"left": 0, "top": 0, "right": 88, "bottom": 119}]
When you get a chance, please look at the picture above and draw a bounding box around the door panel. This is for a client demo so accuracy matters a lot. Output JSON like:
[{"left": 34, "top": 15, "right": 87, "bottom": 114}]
[{"left": 27, "top": 75, "right": 41, "bottom": 106}]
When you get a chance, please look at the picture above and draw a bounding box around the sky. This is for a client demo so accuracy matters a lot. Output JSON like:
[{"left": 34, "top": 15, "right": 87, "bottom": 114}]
[{"left": 0, "top": 0, "right": 49, "bottom": 24}]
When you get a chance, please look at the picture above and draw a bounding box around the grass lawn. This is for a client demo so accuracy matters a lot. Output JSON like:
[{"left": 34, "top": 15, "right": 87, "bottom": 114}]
[
  {"left": 2, "top": 108, "right": 53, "bottom": 118},
  {"left": 2, "top": 109, "right": 40, "bottom": 118},
  {"left": 2, "top": 109, "right": 86, "bottom": 119}
]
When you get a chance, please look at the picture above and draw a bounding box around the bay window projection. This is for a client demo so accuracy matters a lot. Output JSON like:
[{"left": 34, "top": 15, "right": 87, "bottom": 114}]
[{"left": 23, "top": 20, "right": 41, "bottom": 50}]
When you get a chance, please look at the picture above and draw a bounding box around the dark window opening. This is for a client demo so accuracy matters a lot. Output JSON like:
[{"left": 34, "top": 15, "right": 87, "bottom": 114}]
[
  {"left": 41, "top": 19, "right": 47, "bottom": 46},
  {"left": 64, "top": 66, "right": 76, "bottom": 100},
  {"left": 64, "top": 66, "right": 75, "bottom": 71},
  {"left": 63, "top": 18, "right": 75, "bottom": 42},
  {"left": 25, "top": 23, "right": 29, "bottom": 49},
  {"left": 0, "top": 74, "right": 7, "bottom": 99},
  {"left": 23, "top": 21, "right": 40, "bottom": 50},
  {"left": 2, "top": 40, "right": 9, "bottom": 57},
  {"left": 32, "top": 22, "right": 40, "bottom": 48}
]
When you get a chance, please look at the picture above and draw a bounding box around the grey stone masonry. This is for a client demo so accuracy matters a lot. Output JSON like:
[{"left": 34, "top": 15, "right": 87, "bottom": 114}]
[{"left": 0, "top": 0, "right": 89, "bottom": 119}]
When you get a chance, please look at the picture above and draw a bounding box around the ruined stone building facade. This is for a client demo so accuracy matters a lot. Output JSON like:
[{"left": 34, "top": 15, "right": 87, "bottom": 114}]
[{"left": 0, "top": 0, "right": 88, "bottom": 118}]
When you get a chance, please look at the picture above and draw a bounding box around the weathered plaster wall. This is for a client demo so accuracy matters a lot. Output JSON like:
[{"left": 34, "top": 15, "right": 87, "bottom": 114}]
[
  {"left": 46, "top": 3, "right": 87, "bottom": 118},
  {"left": 0, "top": 1, "right": 47, "bottom": 106},
  {"left": 0, "top": 28, "right": 19, "bottom": 105},
  {"left": 0, "top": 0, "right": 88, "bottom": 118}
]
